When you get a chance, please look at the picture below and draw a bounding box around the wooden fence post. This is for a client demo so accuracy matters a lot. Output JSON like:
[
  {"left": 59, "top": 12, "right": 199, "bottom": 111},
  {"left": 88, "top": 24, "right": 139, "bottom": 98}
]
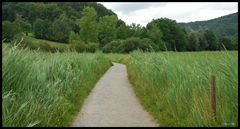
[{"left": 210, "top": 75, "right": 216, "bottom": 120}]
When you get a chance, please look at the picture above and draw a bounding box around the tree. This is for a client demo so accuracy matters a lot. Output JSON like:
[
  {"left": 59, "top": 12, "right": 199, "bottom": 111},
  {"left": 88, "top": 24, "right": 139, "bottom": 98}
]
[
  {"left": 147, "top": 23, "right": 164, "bottom": 50},
  {"left": 42, "top": 3, "right": 62, "bottom": 21},
  {"left": 116, "top": 23, "right": 128, "bottom": 39},
  {"left": 14, "top": 14, "right": 31, "bottom": 36},
  {"left": 187, "top": 30, "right": 200, "bottom": 51},
  {"left": 219, "top": 36, "right": 238, "bottom": 50},
  {"left": 147, "top": 18, "right": 186, "bottom": 51},
  {"left": 2, "top": 21, "right": 21, "bottom": 42},
  {"left": 197, "top": 29, "right": 208, "bottom": 51},
  {"left": 173, "top": 27, "right": 188, "bottom": 51},
  {"left": 76, "top": 6, "right": 99, "bottom": 43},
  {"left": 2, "top": 3, "right": 16, "bottom": 22},
  {"left": 33, "top": 18, "right": 51, "bottom": 39},
  {"left": 204, "top": 29, "right": 218, "bottom": 50},
  {"left": 128, "top": 23, "right": 145, "bottom": 38},
  {"left": 98, "top": 15, "right": 118, "bottom": 48},
  {"left": 48, "top": 13, "right": 72, "bottom": 43}
]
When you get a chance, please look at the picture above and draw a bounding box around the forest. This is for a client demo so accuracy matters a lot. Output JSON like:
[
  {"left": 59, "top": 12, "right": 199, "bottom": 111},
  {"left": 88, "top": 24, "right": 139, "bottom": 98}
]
[
  {"left": 178, "top": 12, "right": 238, "bottom": 39},
  {"left": 2, "top": 2, "right": 238, "bottom": 53}
]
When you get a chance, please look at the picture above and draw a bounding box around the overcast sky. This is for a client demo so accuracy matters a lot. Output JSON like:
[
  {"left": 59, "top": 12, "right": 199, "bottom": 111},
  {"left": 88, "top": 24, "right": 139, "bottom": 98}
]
[{"left": 99, "top": 2, "right": 238, "bottom": 27}]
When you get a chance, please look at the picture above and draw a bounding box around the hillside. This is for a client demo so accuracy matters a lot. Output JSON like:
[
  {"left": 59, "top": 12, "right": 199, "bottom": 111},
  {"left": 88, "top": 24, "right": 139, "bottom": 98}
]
[
  {"left": 178, "top": 12, "right": 238, "bottom": 39},
  {"left": 2, "top": 2, "right": 116, "bottom": 23},
  {"left": 2, "top": 2, "right": 238, "bottom": 52}
]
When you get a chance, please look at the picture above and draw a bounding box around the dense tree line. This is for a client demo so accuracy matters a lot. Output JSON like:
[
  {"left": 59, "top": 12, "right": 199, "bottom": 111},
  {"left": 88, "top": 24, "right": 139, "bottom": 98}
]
[
  {"left": 178, "top": 12, "right": 238, "bottom": 40},
  {"left": 2, "top": 2, "right": 238, "bottom": 52}
]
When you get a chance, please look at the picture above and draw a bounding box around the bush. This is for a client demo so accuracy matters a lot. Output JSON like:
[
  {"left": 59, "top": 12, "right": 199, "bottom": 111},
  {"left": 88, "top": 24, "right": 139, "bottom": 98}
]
[
  {"left": 219, "top": 36, "right": 238, "bottom": 50},
  {"left": 37, "top": 42, "right": 58, "bottom": 52},
  {"left": 68, "top": 39, "right": 87, "bottom": 52},
  {"left": 118, "top": 37, "right": 158, "bottom": 53},
  {"left": 103, "top": 37, "right": 159, "bottom": 53},
  {"left": 2, "top": 21, "right": 21, "bottom": 42},
  {"left": 102, "top": 39, "right": 122, "bottom": 53},
  {"left": 140, "top": 38, "right": 159, "bottom": 51},
  {"left": 86, "top": 43, "right": 99, "bottom": 52},
  {"left": 69, "top": 31, "right": 81, "bottom": 43}
]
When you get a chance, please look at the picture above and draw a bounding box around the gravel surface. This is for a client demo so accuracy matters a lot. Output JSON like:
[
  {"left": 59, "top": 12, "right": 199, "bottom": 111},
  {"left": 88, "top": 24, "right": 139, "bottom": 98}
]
[{"left": 71, "top": 63, "right": 158, "bottom": 127}]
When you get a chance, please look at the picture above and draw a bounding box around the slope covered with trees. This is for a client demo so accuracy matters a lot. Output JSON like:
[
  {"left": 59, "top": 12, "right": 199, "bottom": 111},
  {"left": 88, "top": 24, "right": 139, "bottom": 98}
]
[
  {"left": 178, "top": 12, "right": 238, "bottom": 39},
  {"left": 2, "top": 2, "right": 238, "bottom": 52}
]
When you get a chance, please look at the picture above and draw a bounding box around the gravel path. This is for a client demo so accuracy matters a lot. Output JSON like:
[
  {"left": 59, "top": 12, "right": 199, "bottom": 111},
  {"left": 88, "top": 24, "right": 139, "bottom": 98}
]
[{"left": 71, "top": 63, "right": 158, "bottom": 127}]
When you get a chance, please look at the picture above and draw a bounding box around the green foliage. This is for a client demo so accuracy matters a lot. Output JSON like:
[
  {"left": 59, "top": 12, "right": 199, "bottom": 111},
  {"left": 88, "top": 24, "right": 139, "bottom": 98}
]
[
  {"left": 147, "top": 23, "right": 165, "bottom": 50},
  {"left": 102, "top": 39, "right": 123, "bottom": 53},
  {"left": 76, "top": 6, "right": 99, "bottom": 43},
  {"left": 2, "top": 2, "right": 237, "bottom": 52},
  {"left": 128, "top": 23, "right": 146, "bottom": 38},
  {"left": 69, "top": 31, "right": 81, "bottom": 43},
  {"left": 98, "top": 15, "right": 118, "bottom": 48},
  {"left": 147, "top": 18, "right": 189, "bottom": 51},
  {"left": 204, "top": 29, "right": 218, "bottom": 50},
  {"left": 2, "top": 2, "right": 115, "bottom": 43},
  {"left": 86, "top": 43, "right": 99, "bottom": 52},
  {"left": 186, "top": 30, "right": 200, "bottom": 51},
  {"left": 116, "top": 22, "right": 128, "bottom": 39},
  {"left": 2, "top": 21, "right": 21, "bottom": 42},
  {"left": 2, "top": 2, "right": 115, "bottom": 23},
  {"left": 2, "top": 2, "right": 16, "bottom": 21},
  {"left": 103, "top": 37, "right": 158, "bottom": 53},
  {"left": 178, "top": 12, "right": 238, "bottom": 40},
  {"left": 68, "top": 43, "right": 86, "bottom": 53},
  {"left": 14, "top": 14, "right": 32, "bottom": 35},
  {"left": 33, "top": 18, "right": 51, "bottom": 39},
  {"left": 48, "top": 14, "right": 72, "bottom": 43},
  {"left": 219, "top": 36, "right": 238, "bottom": 50},
  {"left": 2, "top": 46, "right": 111, "bottom": 126}
]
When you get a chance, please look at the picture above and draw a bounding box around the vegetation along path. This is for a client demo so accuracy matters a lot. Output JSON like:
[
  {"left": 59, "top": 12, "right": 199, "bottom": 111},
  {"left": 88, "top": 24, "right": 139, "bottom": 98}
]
[{"left": 71, "top": 63, "right": 158, "bottom": 127}]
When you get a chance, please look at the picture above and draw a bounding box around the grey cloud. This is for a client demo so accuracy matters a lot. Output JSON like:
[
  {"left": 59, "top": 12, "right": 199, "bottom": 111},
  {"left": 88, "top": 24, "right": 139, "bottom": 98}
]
[{"left": 199, "top": 3, "right": 238, "bottom": 11}]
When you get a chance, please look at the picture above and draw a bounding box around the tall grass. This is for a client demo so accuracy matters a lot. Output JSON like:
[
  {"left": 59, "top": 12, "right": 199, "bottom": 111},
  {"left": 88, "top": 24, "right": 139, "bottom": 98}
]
[
  {"left": 107, "top": 51, "right": 238, "bottom": 127},
  {"left": 2, "top": 44, "right": 112, "bottom": 127},
  {"left": 126, "top": 51, "right": 238, "bottom": 127}
]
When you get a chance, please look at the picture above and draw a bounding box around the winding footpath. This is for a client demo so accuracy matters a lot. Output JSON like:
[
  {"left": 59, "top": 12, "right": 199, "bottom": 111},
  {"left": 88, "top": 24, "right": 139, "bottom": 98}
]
[{"left": 71, "top": 63, "right": 158, "bottom": 127}]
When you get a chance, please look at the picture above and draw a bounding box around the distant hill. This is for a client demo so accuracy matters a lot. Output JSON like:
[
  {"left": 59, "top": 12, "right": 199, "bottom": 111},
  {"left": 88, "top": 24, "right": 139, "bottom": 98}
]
[{"left": 178, "top": 12, "right": 238, "bottom": 39}]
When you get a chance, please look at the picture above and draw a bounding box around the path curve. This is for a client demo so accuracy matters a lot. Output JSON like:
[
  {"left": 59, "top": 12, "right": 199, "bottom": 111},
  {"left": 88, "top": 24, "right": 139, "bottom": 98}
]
[{"left": 71, "top": 63, "right": 158, "bottom": 127}]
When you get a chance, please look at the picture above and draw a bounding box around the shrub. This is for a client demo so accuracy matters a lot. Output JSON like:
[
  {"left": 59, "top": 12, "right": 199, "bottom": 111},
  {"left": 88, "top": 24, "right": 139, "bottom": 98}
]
[
  {"left": 118, "top": 37, "right": 158, "bottom": 53},
  {"left": 219, "top": 36, "right": 238, "bottom": 50},
  {"left": 37, "top": 42, "right": 59, "bottom": 52},
  {"left": 2, "top": 21, "right": 21, "bottom": 42},
  {"left": 68, "top": 38, "right": 87, "bottom": 52},
  {"left": 102, "top": 39, "right": 122, "bottom": 53},
  {"left": 140, "top": 38, "right": 159, "bottom": 51},
  {"left": 86, "top": 43, "right": 99, "bottom": 52},
  {"left": 103, "top": 38, "right": 159, "bottom": 53}
]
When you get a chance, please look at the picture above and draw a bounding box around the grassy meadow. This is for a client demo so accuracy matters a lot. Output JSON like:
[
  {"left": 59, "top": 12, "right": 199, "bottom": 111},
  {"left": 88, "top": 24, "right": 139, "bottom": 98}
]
[
  {"left": 2, "top": 42, "right": 238, "bottom": 127},
  {"left": 2, "top": 44, "right": 112, "bottom": 126},
  {"left": 107, "top": 51, "right": 238, "bottom": 127}
]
